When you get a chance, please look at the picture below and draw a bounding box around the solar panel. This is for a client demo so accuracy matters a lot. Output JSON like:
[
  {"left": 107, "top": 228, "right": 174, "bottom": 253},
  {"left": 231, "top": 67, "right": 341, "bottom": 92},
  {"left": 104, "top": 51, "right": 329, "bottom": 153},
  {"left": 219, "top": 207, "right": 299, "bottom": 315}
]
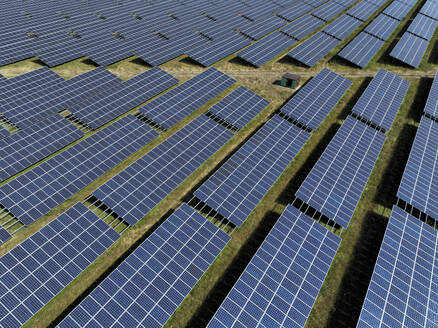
[
  {"left": 390, "top": 32, "right": 429, "bottom": 68},
  {"left": 280, "top": 15, "right": 325, "bottom": 40},
  {"left": 194, "top": 115, "right": 310, "bottom": 227},
  {"left": 424, "top": 70, "right": 438, "bottom": 120},
  {"left": 383, "top": 1, "right": 412, "bottom": 20},
  {"left": 0, "top": 126, "right": 9, "bottom": 139},
  {"left": 59, "top": 203, "right": 230, "bottom": 328},
  {"left": 0, "top": 203, "right": 120, "bottom": 328},
  {"left": 0, "top": 227, "right": 11, "bottom": 244},
  {"left": 239, "top": 15, "right": 287, "bottom": 40},
  {"left": 0, "top": 115, "right": 158, "bottom": 226},
  {"left": 311, "top": 2, "right": 345, "bottom": 21},
  {"left": 275, "top": 2, "right": 314, "bottom": 21},
  {"left": 420, "top": 0, "right": 438, "bottom": 20},
  {"left": 347, "top": 1, "right": 379, "bottom": 21},
  {"left": 407, "top": 13, "right": 438, "bottom": 40},
  {"left": 208, "top": 86, "right": 269, "bottom": 130},
  {"left": 186, "top": 33, "right": 251, "bottom": 67},
  {"left": 237, "top": 32, "right": 296, "bottom": 68},
  {"left": 397, "top": 116, "right": 438, "bottom": 220},
  {"left": 364, "top": 14, "right": 400, "bottom": 40},
  {"left": 351, "top": 69, "right": 410, "bottom": 131},
  {"left": 139, "top": 68, "right": 235, "bottom": 130},
  {"left": 68, "top": 68, "right": 178, "bottom": 130},
  {"left": 287, "top": 32, "right": 340, "bottom": 67},
  {"left": 333, "top": 0, "right": 357, "bottom": 7},
  {"left": 280, "top": 68, "right": 352, "bottom": 131},
  {"left": 93, "top": 115, "right": 234, "bottom": 226},
  {"left": 208, "top": 205, "right": 341, "bottom": 328},
  {"left": 296, "top": 116, "right": 386, "bottom": 228},
  {"left": 357, "top": 205, "right": 438, "bottom": 328},
  {"left": 338, "top": 32, "right": 384, "bottom": 68},
  {"left": 323, "top": 14, "right": 363, "bottom": 40},
  {"left": 0, "top": 115, "right": 84, "bottom": 182}
]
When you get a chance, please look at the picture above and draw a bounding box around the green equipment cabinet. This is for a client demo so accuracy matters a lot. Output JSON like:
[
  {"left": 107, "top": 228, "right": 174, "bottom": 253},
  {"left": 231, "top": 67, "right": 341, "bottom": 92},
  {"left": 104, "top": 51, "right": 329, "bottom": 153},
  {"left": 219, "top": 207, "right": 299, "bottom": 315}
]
[{"left": 281, "top": 73, "right": 300, "bottom": 89}]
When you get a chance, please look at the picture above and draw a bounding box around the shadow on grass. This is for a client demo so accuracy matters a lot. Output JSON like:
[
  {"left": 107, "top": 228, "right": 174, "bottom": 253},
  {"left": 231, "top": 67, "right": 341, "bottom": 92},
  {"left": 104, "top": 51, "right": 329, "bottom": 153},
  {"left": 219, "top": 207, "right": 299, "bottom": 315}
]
[
  {"left": 130, "top": 57, "right": 153, "bottom": 67},
  {"left": 326, "top": 211, "right": 388, "bottom": 328},
  {"left": 329, "top": 55, "right": 361, "bottom": 70},
  {"left": 428, "top": 39, "right": 438, "bottom": 64},
  {"left": 180, "top": 56, "right": 205, "bottom": 67},
  {"left": 185, "top": 210, "right": 281, "bottom": 328},
  {"left": 229, "top": 56, "right": 256, "bottom": 68},
  {"left": 277, "top": 54, "right": 309, "bottom": 68}
]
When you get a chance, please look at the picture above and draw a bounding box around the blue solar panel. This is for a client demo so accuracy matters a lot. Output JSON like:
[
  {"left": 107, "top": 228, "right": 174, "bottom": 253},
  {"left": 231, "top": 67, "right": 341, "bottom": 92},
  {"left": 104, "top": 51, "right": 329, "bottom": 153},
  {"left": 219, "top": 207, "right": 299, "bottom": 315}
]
[
  {"left": 351, "top": 69, "right": 410, "bottom": 131},
  {"left": 0, "top": 203, "right": 120, "bottom": 328},
  {"left": 186, "top": 33, "right": 251, "bottom": 67},
  {"left": 280, "top": 68, "right": 352, "bottom": 130},
  {"left": 407, "top": 13, "right": 438, "bottom": 40},
  {"left": 390, "top": 32, "right": 428, "bottom": 68},
  {"left": 0, "top": 227, "right": 11, "bottom": 244},
  {"left": 338, "top": 32, "right": 384, "bottom": 68},
  {"left": 323, "top": 14, "right": 362, "bottom": 40},
  {"left": 0, "top": 115, "right": 158, "bottom": 226},
  {"left": 420, "top": 0, "right": 438, "bottom": 20},
  {"left": 208, "top": 86, "right": 269, "bottom": 130},
  {"left": 59, "top": 203, "right": 230, "bottom": 328},
  {"left": 397, "top": 116, "right": 438, "bottom": 220},
  {"left": 296, "top": 116, "right": 386, "bottom": 228},
  {"left": 69, "top": 68, "right": 178, "bottom": 130},
  {"left": 424, "top": 70, "right": 438, "bottom": 120},
  {"left": 239, "top": 15, "right": 287, "bottom": 40},
  {"left": 357, "top": 205, "right": 438, "bottom": 328},
  {"left": 208, "top": 205, "right": 341, "bottom": 328},
  {"left": 311, "top": 2, "right": 345, "bottom": 21},
  {"left": 139, "top": 68, "right": 235, "bottom": 130},
  {"left": 0, "top": 126, "right": 9, "bottom": 139},
  {"left": 280, "top": 15, "right": 325, "bottom": 40},
  {"left": 383, "top": 1, "right": 412, "bottom": 20},
  {"left": 288, "top": 32, "right": 340, "bottom": 67},
  {"left": 0, "top": 114, "right": 84, "bottom": 182},
  {"left": 93, "top": 115, "right": 234, "bottom": 226},
  {"left": 275, "top": 2, "right": 314, "bottom": 21},
  {"left": 364, "top": 14, "right": 400, "bottom": 40},
  {"left": 194, "top": 115, "right": 310, "bottom": 227},
  {"left": 237, "top": 32, "right": 297, "bottom": 68},
  {"left": 347, "top": 1, "right": 379, "bottom": 21}
]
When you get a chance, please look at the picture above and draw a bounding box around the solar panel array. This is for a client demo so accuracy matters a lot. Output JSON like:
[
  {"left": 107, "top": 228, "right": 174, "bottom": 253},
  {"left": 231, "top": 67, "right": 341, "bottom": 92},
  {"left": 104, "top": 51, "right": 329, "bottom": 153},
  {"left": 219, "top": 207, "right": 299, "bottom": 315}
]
[
  {"left": 420, "top": 0, "right": 438, "bottom": 20},
  {"left": 93, "top": 115, "right": 234, "bottom": 226},
  {"left": 208, "top": 205, "right": 341, "bottom": 328},
  {"left": 207, "top": 86, "right": 269, "bottom": 130},
  {"left": 351, "top": 69, "right": 410, "bottom": 131},
  {"left": 347, "top": 1, "right": 379, "bottom": 21},
  {"left": 0, "top": 227, "right": 11, "bottom": 245},
  {"left": 424, "top": 70, "right": 438, "bottom": 120},
  {"left": 0, "top": 115, "right": 158, "bottom": 226},
  {"left": 139, "top": 68, "right": 235, "bottom": 130},
  {"left": 280, "top": 68, "right": 352, "bottom": 131},
  {"left": 364, "top": 14, "right": 399, "bottom": 40},
  {"left": 383, "top": 1, "right": 412, "bottom": 20},
  {"left": 59, "top": 204, "right": 230, "bottom": 328},
  {"left": 287, "top": 32, "right": 340, "bottom": 67},
  {"left": 68, "top": 67, "right": 178, "bottom": 130},
  {"left": 0, "top": 203, "right": 120, "bottom": 328},
  {"left": 338, "top": 32, "right": 384, "bottom": 68},
  {"left": 237, "top": 32, "right": 297, "bottom": 68},
  {"left": 194, "top": 115, "right": 310, "bottom": 227},
  {"left": 397, "top": 116, "right": 438, "bottom": 220},
  {"left": 280, "top": 15, "right": 325, "bottom": 40},
  {"left": 407, "top": 14, "right": 438, "bottom": 41},
  {"left": 0, "top": 114, "right": 84, "bottom": 182},
  {"left": 323, "top": 14, "right": 362, "bottom": 40},
  {"left": 357, "top": 206, "right": 438, "bottom": 328},
  {"left": 390, "top": 32, "right": 429, "bottom": 68},
  {"left": 296, "top": 116, "right": 386, "bottom": 228},
  {"left": 311, "top": 2, "right": 345, "bottom": 21}
]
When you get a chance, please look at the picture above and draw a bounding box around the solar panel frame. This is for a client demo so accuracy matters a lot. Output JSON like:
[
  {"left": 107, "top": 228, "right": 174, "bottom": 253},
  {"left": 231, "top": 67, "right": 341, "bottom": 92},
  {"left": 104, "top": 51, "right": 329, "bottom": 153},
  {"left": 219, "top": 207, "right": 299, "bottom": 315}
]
[
  {"left": 208, "top": 205, "right": 341, "bottom": 328},
  {"left": 0, "top": 203, "right": 120, "bottom": 328},
  {"left": 357, "top": 206, "right": 438, "bottom": 328},
  {"left": 280, "top": 68, "right": 352, "bottom": 130},
  {"left": 397, "top": 116, "right": 438, "bottom": 220},
  {"left": 296, "top": 116, "right": 386, "bottom": 228},
  {"left": 390, "top": 32, "right": 429, "bottom": 68},
  {"left": 351, "top": 69, "right": 410, "bottom": 131},
  {"left": 338, "top": 32, "right": 384, "bottom": 68},
  {"left": 59, "top": 203, "right": 230, "bottom": 328}
]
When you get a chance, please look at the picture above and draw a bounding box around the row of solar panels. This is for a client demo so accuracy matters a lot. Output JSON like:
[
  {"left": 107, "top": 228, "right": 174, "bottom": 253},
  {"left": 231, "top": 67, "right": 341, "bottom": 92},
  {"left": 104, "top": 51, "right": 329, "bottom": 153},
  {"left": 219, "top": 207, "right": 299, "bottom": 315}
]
[
  {"left": 396, "top": 70, "right": 438, "bottom": 222},
  {"left": 0, "top": 0, "right": 323, "bottom": 68},
  {"left": 390, "top": 0, "right": 438, "bottom": 68},
  {"left": 295, "top": 69, "right": 409, "bottom": 228}
]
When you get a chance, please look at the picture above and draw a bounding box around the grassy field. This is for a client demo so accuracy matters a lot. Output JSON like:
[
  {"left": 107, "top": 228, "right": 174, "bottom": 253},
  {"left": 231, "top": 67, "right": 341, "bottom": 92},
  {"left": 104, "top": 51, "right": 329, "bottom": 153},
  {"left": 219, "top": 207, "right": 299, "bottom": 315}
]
[{"left": 0, "top": 1, "right": 436, "bottom": 327}]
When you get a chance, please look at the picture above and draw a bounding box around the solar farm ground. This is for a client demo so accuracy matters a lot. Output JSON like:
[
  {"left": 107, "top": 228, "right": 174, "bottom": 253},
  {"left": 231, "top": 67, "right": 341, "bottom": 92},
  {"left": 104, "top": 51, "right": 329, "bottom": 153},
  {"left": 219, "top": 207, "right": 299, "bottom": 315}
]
[{"left": 0, "top": 0, "right": 437, "bottom": 327}]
